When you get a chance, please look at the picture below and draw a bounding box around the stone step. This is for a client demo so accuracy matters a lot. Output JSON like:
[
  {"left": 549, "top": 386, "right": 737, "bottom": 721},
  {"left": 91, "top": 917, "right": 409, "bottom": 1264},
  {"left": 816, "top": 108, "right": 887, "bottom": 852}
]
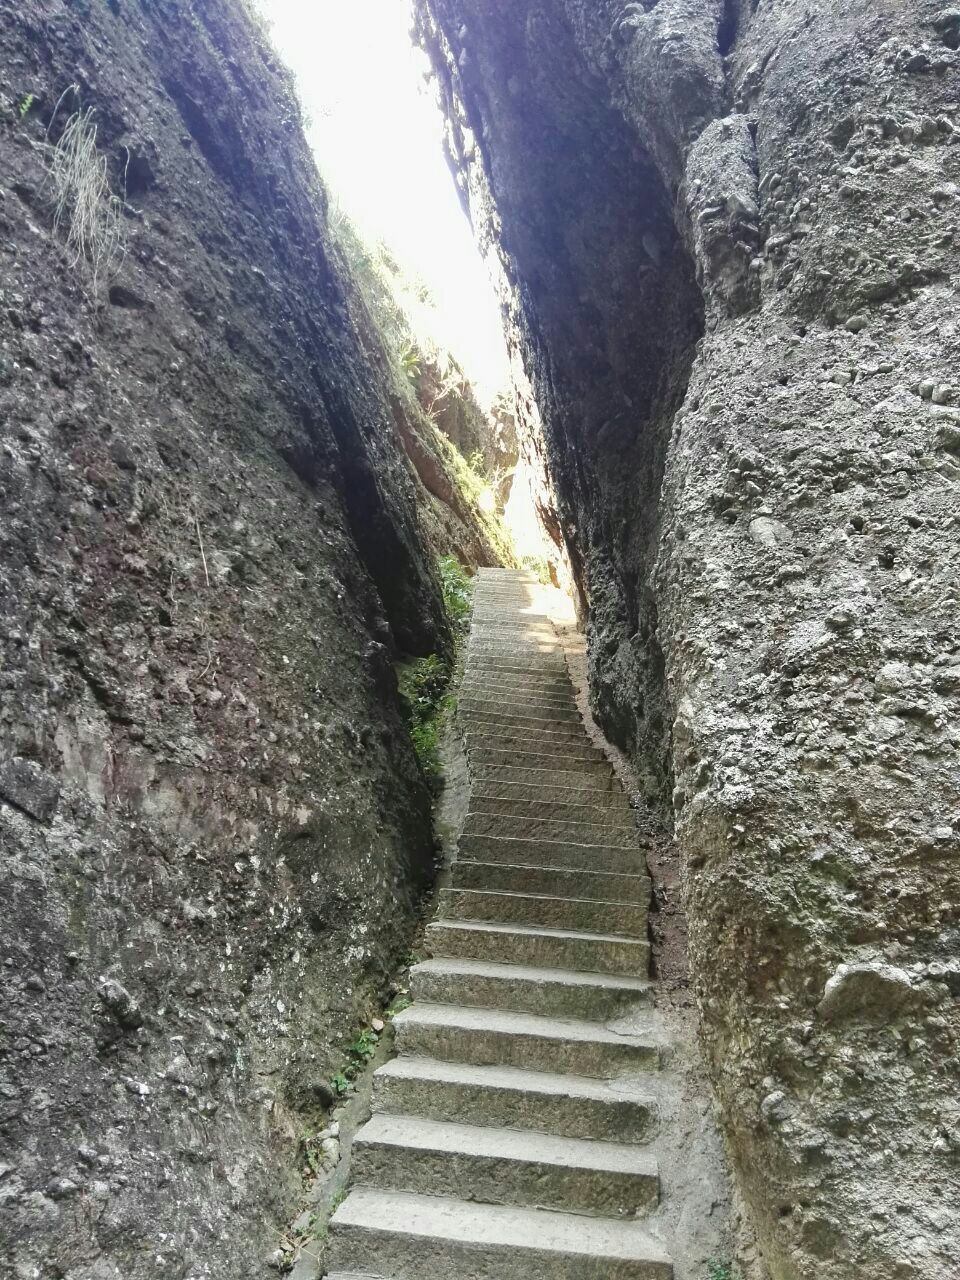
[
  {"left": 410, "top": 957, "right": 652, "bottom": 1020},
  {"left": 474, "top": 779, "right": 629, "bottom": 809},
  {"left": 451, "top": 858, "right": 651, "bottom": 904},
  {"left": 467, "top": 654, "right": 567, "bottom": 668},
  {"left": 459, "top": 683, "right": 578, "bottom": 710},
  {"left": 438, "top": 887, "right": 647, "bottom": 939},
  {"left": 372, "top": 1055, "right": 658, "bottom": 1142},
  {"left": 460, "top": 697, "right": 581, "bottom": 726},
  {"left": 468, "top": 761, "right": 612, "bottom": 792},
  {"left": 465, "top": 645, "right": 563, "bottom": 665},
  {"left": 469, "top": 793, "right": 631, "bottom": 826},
  {"left": 463, "top": 665, "right": 570, "bottom": 686},
  {"left": 326, "top": 1274, "right": 386, "bottom": 1279},
  {"left": 350, "top": 1113, "right": 660, "bottom": 1216},
  {"left": 469, "top": 762, "right": 619, "bottom": 792},
  {"left": 472, "top": 595, "right": 544, "bottom": 603},
  {"left": 469, "top": 639, "right": 565, "bottom": 652},
  {"left": 463, "top": 658, "right": 568, "bottom": 680},
  {"left": 427, "top": 919, "right": 650, "bottom": 976},
  {"left": 464, "top": 684, "right": 576, "bottom": 706},
  {"left": 466, "top": 725, "right": 601, "bottom": 754},
  {"left": 475, "top": 569, "right": 539, "bottom": 578},
  {"left": 393, "top": 1001, "right": 658, "bottom": 1077},
  {"left": 468, "top": 644, "right": 560, "bottom": 658},
  {"left": 467, "top": 740, "right": 610, "bottom": 768},
  {"left": 468, "top": 645, "right": 568, "bottom": 665},
  {"left": 469, "top": 638, "right": 561, "bottom": 654},
  {"left": 457, "top": 832, "right": 647, "bottom": 874},
  {"left": 463, "top": 701, "right": 591, "bottom": 732},
  {"left": 471, "top": 601, "right": 551, "bottom": 611},
  {"left": 329, "top": 1188, "right": 672, "bottom": 1279},
  {"left": 464, "top": 701, "right": 582, "bottom": 723},
  {"left": 472, "top": 597, "right": 547, "bottom": 607},
  {"left": 463, "top": 810, "right": 637, "bottom": 847},
  {"left": 465, "top": 721, "right": 601, "bottom": 747},
  {"left": 470, "top": 620, "right": 557, "bottom": 633}
]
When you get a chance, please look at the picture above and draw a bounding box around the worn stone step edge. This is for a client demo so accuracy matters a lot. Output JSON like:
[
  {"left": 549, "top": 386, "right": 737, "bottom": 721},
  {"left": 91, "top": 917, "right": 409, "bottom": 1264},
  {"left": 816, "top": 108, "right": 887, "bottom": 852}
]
[
  {"left": 468, "top": 762, "right": 619, "bottom": 791},
  {"left": 452, "top": 859, "right": 650, "bottom": 904},
  {"left": 427, "top": 918, "right": 650, "bottom": 978},
  {"left": 461, "top": 715, "right": 587, "bottom": 740},
  {"left": 473, "top": 778, "right": 628, "bottom": 805},
  {"left": 410, "top": 956, "right": 652, "bottom": 1020},
  {"left": 463, "top": 665, "right": 570, "bottom": 686},
  {"left": 393, "top": 1001, "right": 659, "bottom": 1076},
  {"left": 463, "top": 812, "right": 638, "bottom": 848},
  {"left": 469, "top": 790, "right": 632, "bottom": 819},
  {"left": 371, "top": 1055, "right": 659, "bottom": 1142},
  {"left": 438, "top": 887, "right": 648, "bottom": 940},
  {"left": 328, "top": 1188, "right": 673, "bottom": 1279},
  {"left": 457, "top": 833, "right": 647, "bottom": 874},
  {"left": 460, "top": 699, "right": 581, "bottom": 724},
  {"left": 350, "top": 1113, "right": 660, "bottom": 1216},
  {"left": 464, "top": 725, "right": 602, "bottom": 752},
  {"left": 467, "top": 744, "right": 610, "bottom": 770},
  {"left": 459, "top": 682, "right": 578, "bottom": 708},
  {"left": 462, "top": 699, "right": 582, "bottom": 720},
  {"left": 462, "top": 663, "right": 572, "bottom": 683}
]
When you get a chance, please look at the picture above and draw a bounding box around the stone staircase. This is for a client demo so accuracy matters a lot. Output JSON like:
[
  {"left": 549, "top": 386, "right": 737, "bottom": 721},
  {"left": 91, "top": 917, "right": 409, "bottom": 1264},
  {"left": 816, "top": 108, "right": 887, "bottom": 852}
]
[{"left": 327, "top": 567, "right": 673, "bottom": 1279}]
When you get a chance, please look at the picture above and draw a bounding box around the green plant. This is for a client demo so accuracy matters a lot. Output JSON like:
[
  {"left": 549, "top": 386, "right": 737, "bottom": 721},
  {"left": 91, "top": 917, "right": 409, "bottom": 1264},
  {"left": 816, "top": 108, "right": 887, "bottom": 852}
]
[
  {"left": 329, "top": 1072, "right": 352, "bottom": 1097},
  {"left": 466, "top": 447, "right": 486, "bottom": 477},
  {"left": 396, "top": 557, "right": 475, "bottom": 782},
  {"left": 438, "top": 554, "right": 472, "bottom": 625},
  {"left": 400, "top": 344, "right": 421, "bottom": 382},
  {"left": 431, "top": 428, "right": 518, "bottom": 567},
  {"left": 706, "top": 1261, "right": 733, "bottom": 1280},
  {"left": 17, "top": 93, "right": 35, "bottom": 121},
  {"left": 330, "top": 1188, "right": 349, "bottom": 1214},
  {"left": 350, "top": 1029, "right": 379, "bottom": 1063},
  {"left": 398, "top": 652, "right": 451, "bottom": 781},
  {"left": 521, "top": 554, "right": 552, "bottom": 586},
  {"left": 387, "top": 992, "right": 413, "bottom": 1018}
]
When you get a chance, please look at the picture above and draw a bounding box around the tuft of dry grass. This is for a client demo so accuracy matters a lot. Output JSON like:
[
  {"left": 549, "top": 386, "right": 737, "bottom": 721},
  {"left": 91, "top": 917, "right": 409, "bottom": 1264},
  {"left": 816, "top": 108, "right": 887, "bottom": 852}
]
[{"left": 45, "top": 88, "right": 124, "bottom": 294}]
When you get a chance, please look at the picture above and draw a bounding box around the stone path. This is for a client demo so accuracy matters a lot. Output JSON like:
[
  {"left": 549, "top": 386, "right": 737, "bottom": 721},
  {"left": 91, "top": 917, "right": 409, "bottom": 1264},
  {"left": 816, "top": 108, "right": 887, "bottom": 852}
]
[{"left": 328, "top": 568, "right": 675, "bottom": 1279}]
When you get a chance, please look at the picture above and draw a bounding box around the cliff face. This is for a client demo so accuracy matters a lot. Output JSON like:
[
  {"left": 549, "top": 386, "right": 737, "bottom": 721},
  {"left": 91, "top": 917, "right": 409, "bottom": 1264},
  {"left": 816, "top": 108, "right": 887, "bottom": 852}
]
[
  {"left": 0, "top": 2, "right": 492, "bottom": 1276},
  {"left": 414, "top": 2, "right": 960, "bottom": 1276}
]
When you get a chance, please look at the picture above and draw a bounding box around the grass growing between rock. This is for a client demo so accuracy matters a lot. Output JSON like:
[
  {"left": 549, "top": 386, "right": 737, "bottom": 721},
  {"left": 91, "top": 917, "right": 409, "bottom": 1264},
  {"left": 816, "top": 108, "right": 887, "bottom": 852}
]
[{"left": 397, "top": 556, "right": 472, "bottom": 786}]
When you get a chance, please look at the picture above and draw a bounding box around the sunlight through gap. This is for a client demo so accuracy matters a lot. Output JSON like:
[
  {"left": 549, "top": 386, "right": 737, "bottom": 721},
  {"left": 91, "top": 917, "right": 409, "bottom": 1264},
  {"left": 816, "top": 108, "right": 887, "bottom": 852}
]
[{"left": 255, "top": 0, "right": 511, "bottom": 410}]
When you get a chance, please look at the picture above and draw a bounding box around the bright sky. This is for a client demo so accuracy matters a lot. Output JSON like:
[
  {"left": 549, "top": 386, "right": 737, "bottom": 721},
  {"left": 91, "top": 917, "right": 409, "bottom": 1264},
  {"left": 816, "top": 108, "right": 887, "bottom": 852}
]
[{"left": 256, "top": 0, "right": 510, "bottom": 406}]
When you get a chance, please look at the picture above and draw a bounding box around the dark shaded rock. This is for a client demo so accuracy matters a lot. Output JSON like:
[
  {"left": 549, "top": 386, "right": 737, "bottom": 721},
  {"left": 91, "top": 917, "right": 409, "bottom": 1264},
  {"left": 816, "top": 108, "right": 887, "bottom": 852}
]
[
  {"left": 108, "top": 284, "right": 152, "bottom": 310},
  {"left": 0, "top": 2, "right": 472, "bottom": 1276},
  {"left": 0, "top": 758, "right": 60, "bottom": 821}
]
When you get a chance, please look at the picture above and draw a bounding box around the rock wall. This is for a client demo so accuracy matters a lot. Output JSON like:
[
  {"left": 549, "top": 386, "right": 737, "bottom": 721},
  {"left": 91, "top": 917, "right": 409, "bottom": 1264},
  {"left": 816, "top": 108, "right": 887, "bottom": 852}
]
[
  {"left": 0, "top": 2, "right": 488, "bottom": 1276},
  {"left": 414, "top": 2, "right": 960, "bottom": 1276}
]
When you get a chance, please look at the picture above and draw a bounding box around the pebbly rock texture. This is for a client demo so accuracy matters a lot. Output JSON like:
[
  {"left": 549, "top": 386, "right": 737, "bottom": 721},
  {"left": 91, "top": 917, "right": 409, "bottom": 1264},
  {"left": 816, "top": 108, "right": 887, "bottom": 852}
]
[
  {"left": 0, "top": 2, "right": 492, "bottom": 1277},
  {"left": 415, "top": 1, "right": 960, "bottom": 1277}
]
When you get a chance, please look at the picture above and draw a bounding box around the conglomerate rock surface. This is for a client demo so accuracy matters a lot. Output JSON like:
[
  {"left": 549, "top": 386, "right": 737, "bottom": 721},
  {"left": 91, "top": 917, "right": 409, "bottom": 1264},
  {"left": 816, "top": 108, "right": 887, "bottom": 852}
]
[
  {"left": 0, "top": 2, "right": 500, "bottom": 1276},
  {"left": 414, "top": 1, "right": 960, "bottom": 1276}
]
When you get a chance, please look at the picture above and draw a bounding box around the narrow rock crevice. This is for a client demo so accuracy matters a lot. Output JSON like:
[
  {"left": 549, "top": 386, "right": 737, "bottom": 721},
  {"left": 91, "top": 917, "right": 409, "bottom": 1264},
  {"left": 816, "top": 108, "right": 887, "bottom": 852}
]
[{"left": 416, "top": 0, "right": 705, "bottom": 807}]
